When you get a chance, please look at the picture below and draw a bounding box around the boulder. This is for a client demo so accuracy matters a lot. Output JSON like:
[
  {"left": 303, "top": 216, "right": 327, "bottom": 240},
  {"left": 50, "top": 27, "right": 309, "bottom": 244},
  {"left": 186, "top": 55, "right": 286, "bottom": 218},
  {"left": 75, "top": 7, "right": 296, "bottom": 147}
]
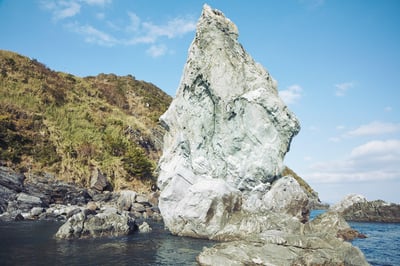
[
  {"left": 90, "top": 168, "right": 110, "bottom": 192},
  {"left": 0, "top": 166, "right": 25, "bottom": 192},
  {"left": 55, "top": 211, "right": 137, "bottom": 239},
  {"left": 158, "top": 3, "right": 302, "bottom": 237},
  {"left": 117, "top": 190, "right": 136, "bottom": 211},
  {"left": 14, "top": 193, "right": 43, "bottom": 212},
  {"left": 0, "top": 167, "right": 25, "bottom": 213},
  {"left": 138, "top": 221, "right": 152, "bottom": 233}
]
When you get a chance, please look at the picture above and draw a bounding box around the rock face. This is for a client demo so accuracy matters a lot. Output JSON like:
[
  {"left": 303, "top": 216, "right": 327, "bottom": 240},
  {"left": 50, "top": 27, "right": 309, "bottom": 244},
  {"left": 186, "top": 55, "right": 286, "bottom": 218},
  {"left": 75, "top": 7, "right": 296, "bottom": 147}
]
[
  {"left": 157, "top": 5, "right": 369, "bottom": 265},
  {"left": 198, "top": 211, "right": 368, "bottom": 265},
  {"left": 158, "top": 3, "right": 302, "bottom": 238},
  {"left": 332, "top": 194, "right": 400, "bottom": 222}
]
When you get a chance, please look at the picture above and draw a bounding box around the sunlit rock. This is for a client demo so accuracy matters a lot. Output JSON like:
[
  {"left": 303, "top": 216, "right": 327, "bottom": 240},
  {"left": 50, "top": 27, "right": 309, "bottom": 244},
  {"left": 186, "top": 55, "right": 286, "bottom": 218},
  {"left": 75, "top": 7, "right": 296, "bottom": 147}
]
[{"left": 158, "top": 3, "right": 301, "bottom": 237}]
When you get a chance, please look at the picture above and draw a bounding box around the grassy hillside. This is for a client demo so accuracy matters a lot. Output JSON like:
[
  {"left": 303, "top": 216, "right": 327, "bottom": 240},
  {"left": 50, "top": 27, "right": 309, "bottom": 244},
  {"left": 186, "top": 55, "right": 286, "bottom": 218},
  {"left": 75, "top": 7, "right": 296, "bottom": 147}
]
[{"left": 0, "top": 50, "right": 172, "bottom": 191}]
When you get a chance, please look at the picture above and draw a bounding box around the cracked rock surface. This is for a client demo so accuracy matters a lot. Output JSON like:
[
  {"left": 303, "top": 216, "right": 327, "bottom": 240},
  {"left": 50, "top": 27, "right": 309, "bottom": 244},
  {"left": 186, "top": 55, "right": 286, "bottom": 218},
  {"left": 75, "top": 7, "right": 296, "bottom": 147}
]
[{"left": 157, "top": 4, "right": 369, "bottom": 265}]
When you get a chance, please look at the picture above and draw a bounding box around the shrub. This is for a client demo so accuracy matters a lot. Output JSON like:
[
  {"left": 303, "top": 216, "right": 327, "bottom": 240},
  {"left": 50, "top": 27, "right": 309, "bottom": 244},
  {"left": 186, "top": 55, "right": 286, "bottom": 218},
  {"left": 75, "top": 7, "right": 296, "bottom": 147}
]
[{"left": 122, "top": 147, "right": 154, "bottom": 181}]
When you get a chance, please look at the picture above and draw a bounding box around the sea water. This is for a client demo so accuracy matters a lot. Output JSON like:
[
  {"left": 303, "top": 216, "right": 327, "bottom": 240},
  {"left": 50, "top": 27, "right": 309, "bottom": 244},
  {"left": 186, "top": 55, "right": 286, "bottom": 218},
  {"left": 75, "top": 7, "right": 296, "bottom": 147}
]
[
  {"left": 0, "top": 220, "right": 215, "bottom": 266},
  {"left": 311, "top": 210, "right": 400, "bottom": 266},
  {"left": 0, "top": 215, "right": 399, "bottom": 266}
]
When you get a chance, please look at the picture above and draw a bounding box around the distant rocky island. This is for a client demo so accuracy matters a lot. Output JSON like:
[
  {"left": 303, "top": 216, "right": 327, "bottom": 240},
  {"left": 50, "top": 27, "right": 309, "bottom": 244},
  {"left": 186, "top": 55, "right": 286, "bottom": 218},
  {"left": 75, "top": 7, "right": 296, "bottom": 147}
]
[{"left": 331, "top": 194, "right": 400, "bottom": 223}]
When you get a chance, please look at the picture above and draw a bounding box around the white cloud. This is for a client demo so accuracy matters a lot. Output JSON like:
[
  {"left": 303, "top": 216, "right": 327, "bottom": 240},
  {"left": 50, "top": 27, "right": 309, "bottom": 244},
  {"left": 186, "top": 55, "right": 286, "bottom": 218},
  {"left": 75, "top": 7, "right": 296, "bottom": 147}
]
[
  {"left": 96, "top": 12, "right": 105, "bottom": 20},
  {"left": 123, "top": 17, "right": 197, "bottom": 45},
  {"left": 350, "top": 139, "right": 400, "bottom": 159},
  {"left": 41, "top": 1, "right": 197, "bottom": 56},
  {"left": 306, "top": 139, "right": 400, "bottom": 183},
  {"left": 142, "top": 17, "right": 197, "bottom": 39},
  {"left": 335, "top": 81, "right": 354, "bottom": 96},
  {"left": 126, "top": 12, "right": 141, "bottom": 32},
  {"left": 346, "top": 121, "right": 400, "bottom": 137},
  {"left": 41, "top": 0, "right": 81, "bottom": 20},
  {"left": 279, "top": 84, "right": 302, "bottom": 105},
  {"left": 82, "top": 0, "right": 112, "bottom": 6},
  {"left": 385, "top": 106, "right": 393, "bottom": 112},
  {"left": 146, "top": 44, "right": 167, "bottom": 58},
  {"left": 328, "top": 137, "right": 341, "bottom": 143},
  {"left": 67, "top": 23, "right": 117, "bottom": 46}
]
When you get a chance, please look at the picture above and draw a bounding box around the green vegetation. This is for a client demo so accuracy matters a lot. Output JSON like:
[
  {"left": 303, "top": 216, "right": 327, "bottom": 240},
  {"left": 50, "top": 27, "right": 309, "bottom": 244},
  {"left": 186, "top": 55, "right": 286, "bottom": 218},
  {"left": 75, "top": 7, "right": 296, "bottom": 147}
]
[
  {"left": 282, "top": 166, "right": 317, "bottom": 197},
  {"left": 0, "top": 50, "right": 171, "bottom": 191}
]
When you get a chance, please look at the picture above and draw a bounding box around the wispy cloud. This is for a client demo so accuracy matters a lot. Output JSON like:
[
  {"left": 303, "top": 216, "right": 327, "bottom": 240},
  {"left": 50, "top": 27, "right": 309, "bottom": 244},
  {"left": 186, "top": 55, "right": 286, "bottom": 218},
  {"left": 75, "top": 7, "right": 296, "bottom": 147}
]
[
  {"left": 345, "top": 121, "right": 400, "bottom": 137},
  {"left": 146, "top": 44, "right": 167, "bottom": 58},
  {"left": 279, "top": 84, "right": 302, "bottom": 105},
  {"left": 329, "top": 121, "right": 400, "bottom": 142},
  {"left": 335, "top": 81, "right": 355, "bottom": 97},
  {"left": 41, "top": 0, "right": 81, "bottom": 20},
  {"left": 40, "top": 1, "right": 196, "bottom": 56},
  {"left": 123, "top": 16, "right": 196, "bottom": 45},
  {"left": 82, "top": 0, "right": 112, "bottom": 6},
  {"left": 385, "top": 106, "right": 393, "bottom": 112},
  {"left": 142, "top": 18, "right": 197, "bottom": 40},
  {"left": 66, "top": 23, "right": 117, "bottom": 46},
  {"left": 307, "top": 139, "right": 400, "bottom": 183}
]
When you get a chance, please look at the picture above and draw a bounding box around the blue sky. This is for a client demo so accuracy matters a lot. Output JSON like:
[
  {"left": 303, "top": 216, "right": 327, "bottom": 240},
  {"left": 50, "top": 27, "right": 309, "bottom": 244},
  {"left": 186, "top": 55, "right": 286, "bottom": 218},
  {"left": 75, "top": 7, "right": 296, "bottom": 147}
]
[{"left": 1, "top": 0, "right": 399, "bottom": 204}]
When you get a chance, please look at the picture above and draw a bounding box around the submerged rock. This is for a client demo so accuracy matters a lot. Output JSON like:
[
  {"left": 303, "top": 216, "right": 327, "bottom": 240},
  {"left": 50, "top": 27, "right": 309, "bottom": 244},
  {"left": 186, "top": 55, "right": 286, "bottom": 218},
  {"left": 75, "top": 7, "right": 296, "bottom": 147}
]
[{"left": 55, "top": 210, "right": 137, "bottom": 239}]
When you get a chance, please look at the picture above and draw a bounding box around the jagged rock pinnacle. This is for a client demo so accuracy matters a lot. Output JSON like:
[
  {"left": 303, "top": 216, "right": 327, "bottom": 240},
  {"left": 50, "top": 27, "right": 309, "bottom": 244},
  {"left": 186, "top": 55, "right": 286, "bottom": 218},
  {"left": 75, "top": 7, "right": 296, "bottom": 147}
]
[{"left": 157, "top": 3, "right": 302, "bottom": 237}]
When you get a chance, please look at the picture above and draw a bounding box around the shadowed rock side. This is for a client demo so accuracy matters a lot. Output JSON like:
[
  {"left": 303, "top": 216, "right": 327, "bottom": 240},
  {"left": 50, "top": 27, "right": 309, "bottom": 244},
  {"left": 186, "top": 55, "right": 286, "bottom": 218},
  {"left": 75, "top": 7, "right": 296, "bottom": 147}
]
[{"left": 157, "top": 4, "right": 369, "bottom": 265}]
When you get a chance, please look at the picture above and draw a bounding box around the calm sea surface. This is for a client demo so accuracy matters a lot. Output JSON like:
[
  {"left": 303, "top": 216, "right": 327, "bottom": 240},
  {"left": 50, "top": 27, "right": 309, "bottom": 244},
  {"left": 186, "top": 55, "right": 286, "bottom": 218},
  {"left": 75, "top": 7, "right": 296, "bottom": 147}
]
[
  {"left": 0, "top": 213, "right": 399, "bottom": 266},
  {"left": 311, "top": 210, "right": 400, "bottom": 266},
  {"left": 0, "top": 220, "right": 215, "bottom": 266}
]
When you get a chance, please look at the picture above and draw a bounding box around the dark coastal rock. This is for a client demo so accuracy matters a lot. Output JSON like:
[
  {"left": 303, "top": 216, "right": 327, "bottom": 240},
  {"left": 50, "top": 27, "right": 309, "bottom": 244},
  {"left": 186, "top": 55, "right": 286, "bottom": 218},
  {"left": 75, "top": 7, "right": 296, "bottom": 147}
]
[
  {"left": 0, "top": 166, "right": 25, "bottom": 192},
  {"left": 0, "top": 167, "right": 25, "bottom": 213},
  {"left": 342, "top": 199, "right": 400, "bottom": 223},
  {"left": 332, "top": 194, "right": 400, "bottom": 223},
  {"left": 24, "top": 178, "right": 92, "bottom": 206},
  {"left": 90, "top": 168, "right": 111, "bottom": 192},
  {"left": 0, "top": 166, "right": 161, "bottom": 223}
]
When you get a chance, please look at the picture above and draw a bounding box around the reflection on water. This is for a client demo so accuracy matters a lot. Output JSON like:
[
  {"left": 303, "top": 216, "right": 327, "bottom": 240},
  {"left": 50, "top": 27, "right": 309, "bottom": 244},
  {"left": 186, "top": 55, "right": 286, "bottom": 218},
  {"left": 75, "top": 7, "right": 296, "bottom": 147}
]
[{"left": 0, "top": 221, "right": 215, "bottom": 266}]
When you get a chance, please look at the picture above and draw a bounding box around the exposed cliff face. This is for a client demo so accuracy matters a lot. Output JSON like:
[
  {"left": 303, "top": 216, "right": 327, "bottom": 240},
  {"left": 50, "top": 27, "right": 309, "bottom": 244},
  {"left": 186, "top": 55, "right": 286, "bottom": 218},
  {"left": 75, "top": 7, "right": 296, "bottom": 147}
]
[
  {"left": 157, "top": 5, "right": 369, "bottom": 264},
  {"left": 160, "top": 5, "right": 300, "bottom": 190},
  {"left": 158, "top": 4, "right": 303, "bottom": 236}
]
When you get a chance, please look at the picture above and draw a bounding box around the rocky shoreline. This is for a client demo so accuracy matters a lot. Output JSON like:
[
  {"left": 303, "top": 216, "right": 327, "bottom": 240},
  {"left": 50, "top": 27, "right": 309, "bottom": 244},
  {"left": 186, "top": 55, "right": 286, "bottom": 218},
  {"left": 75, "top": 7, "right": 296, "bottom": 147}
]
[
  {"left": 330, "top": 194, "right": 400, "bottom": 223},
  {"left": 0, "top": 166, "right": 160, "bottom": 237}
]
